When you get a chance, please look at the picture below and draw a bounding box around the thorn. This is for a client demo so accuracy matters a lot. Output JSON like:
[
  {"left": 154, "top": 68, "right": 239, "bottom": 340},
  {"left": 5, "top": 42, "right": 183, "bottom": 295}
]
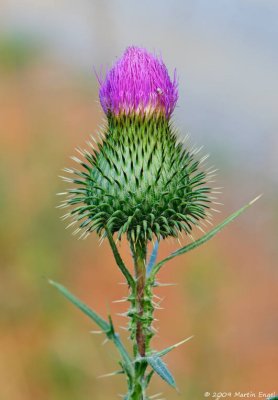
[
  {"left": 98, "top": 370, "right": 124, "bottom": 378},
  {"left": 116, "top": 312, "right": 128, "bottom": 318},
  {"left": 199, "top": 220, "right": 208, "bottom": 228},
  {"left": 60, "top": 213, "right": 70, "bottom": 221},
  {"left": 98, "top": 130, "right": 106, "bottom": 140},
  {"left": 152, "top": 297, "right": 164, "bottom": 307},
  {"left": 152, "top": 299, "right": 163, "bottom": 308},
  {"left": 200, "top": 154, "right": 210, "bottom": 164},
  {"left": 112, "top": 298, "right": 128, "bottom": 303},
  {"left": 72, "top": 228, "right": 81, "bottom": 236},
  {"left": 150, "top": 394, "right": 163, "bottom": 399},
  {"left": 207, "top": 168, "right": 218, "bottom": 174},
  {"left": 102, "top": 338, "right": 109, "bottom": 345},
  {"left": 56, "top": 204, "right": 68, "bottom": 209},
  {"left": 151, "top": 326, "right": 159, "bottom": 334},
  {"left": 90, "top": 135, "right": 98, "bottom": 144},
  {"left": 192, "top": 145, "right": 204, "bottom": 155},
  {"left": 83, "top": 149, "right": 92, "bottom": 158},
  {"left": 207, "top": 173, "right": 217, "bottom": 179},
  {"left": 153, "top": 304, "right": 164, "bottom": 310},
  {"left": 66, "top": 221, "right": 77, "bottom": 229},
  {"left": 59, "top": 175, "right": 73, "bottom": 183},
  {"left": 86, "top": 140, "right": 95, "bottom": 150},
  {"left": 70, "top": 156, "right": 82, "bottom": 164},
  {"left": 75, "top": 147, "right": 85, "bottom": 157},
  {"left": 196, "top": 225, "right": 206, "bottom": 234},
  {"left": 120, "top": 326, "right": 129, "bottom": 331},
  {"left": 249, "top": 193, "right": 263, "bottom": 205},
  {"left": 98, "top": 234, "right": 105, "bottom": 246},
  {"left": 78, "top": 231, "right": 88, "bottom": 240},
  {"left": 62, "top": 167, "right": 74, "bottom": 174},
  {"left": 212, "top": 201, "right": 224, "bottom": 206},
  {"left": 153, "top": 294, "right": 162, "bottom": 300},
  {"left": 155, "top": 282, "right": 178, "bottom": 287},
  {"left": 90, "top": 330, "right": 103, "bottom": 335}
]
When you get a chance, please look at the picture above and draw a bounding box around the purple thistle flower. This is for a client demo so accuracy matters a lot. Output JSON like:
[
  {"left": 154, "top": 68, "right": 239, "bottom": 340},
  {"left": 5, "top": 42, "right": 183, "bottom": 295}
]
[{"left": 98, "top": 46, "right": 178, "bottom": 118}]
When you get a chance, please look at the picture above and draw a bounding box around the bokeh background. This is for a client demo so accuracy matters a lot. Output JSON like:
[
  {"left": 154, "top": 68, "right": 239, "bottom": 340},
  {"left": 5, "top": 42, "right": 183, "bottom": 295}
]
[{"left": 0, "top": 1, "right": 277, "bottom": 399}]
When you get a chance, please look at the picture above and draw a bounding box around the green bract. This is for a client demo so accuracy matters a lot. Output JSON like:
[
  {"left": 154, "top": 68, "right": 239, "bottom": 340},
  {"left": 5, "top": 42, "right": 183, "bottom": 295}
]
[{"left": 60, "top": 114, "right": 212, "bottom": 242}]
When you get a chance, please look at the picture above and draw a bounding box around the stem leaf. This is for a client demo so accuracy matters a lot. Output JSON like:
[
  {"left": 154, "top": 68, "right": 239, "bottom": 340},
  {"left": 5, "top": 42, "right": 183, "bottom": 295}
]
[
  {"left": 146, "top": 241, "right": 159, "bottom": 277},
  {"left": 146, "top": 355, "right": 176, "bottom": 388},
  {"left": 150, "top": 195, "right": 261, "bottom": 277},
  {"left": 106, "top": 227, "right": 135, "bottom": 289},
  {"left": 49, "top": 279, "right": 134, "bottom": 377},
  {"left": 49, "top": 279, "right": 110, "bottom": 332}
]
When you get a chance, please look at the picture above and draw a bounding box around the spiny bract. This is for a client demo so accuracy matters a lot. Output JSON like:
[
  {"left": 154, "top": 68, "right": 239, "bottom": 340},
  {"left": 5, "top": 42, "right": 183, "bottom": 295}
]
[{"left": 59, "top": 113, "right": 213, "bottom": 242}]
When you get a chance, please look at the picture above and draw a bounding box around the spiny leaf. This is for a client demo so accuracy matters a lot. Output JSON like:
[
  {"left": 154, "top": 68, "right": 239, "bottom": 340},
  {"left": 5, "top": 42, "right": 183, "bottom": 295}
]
[
  {"left": 49, "top": 280, "right": 134, "bottom": 377},
  {"left": 112, "top": 334, "right": 134, "bottom": 378},
  {"left": 106, "top": 227, "right": 135, "bottom": 289},
  {"left": 150, "top": 195, "right": 262, "bottom": 277},
  {"left": 146, "top": 355, "right": 176, "bottom": 388},
  {"left": 153, "top": 335, "right": 194, "bottom": 358},
  {"left": 49, "top": 279, "right": 110, "bottom": 332},
  {"left": 146, "top": 241, "right": 159, "bottom": 277}
]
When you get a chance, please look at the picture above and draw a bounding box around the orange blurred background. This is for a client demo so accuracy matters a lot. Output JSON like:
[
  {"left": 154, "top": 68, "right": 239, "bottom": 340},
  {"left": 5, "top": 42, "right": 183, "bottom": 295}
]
[{"left": 0, "top": 1, "right": 277, "bottom": 399}]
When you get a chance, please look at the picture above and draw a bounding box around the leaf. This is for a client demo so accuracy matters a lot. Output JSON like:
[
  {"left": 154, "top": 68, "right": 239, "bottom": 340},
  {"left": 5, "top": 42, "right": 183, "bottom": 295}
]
[
  {"left": 146, "top": 241, "right": 159, "bottom": 277},
  {"left": 49, "top": 280, "right": 134, "bottom": 377},
  {"left": 150, "top": 195, "right": 262, "bottom": 277},
  {"left": 106, "top": 227, "right": 135, "bottom": 289},
  {"left": 112, "top": 332, "right": 134, "bottom": 377},
  {"left": 154, "top": 336, "right": 194, "bottom": 358},
  {"left": 49, "top": 279, "right": 110, "bottom": 332},
  {"left": 146, "top": 355, "right": 176, "bottom": 388}
]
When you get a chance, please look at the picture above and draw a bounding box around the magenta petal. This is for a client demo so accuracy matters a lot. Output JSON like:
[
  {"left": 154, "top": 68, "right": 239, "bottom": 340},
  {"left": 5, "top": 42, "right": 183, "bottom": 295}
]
[{"left": 99, "top": 46, "right": 178, "bottom": 118}]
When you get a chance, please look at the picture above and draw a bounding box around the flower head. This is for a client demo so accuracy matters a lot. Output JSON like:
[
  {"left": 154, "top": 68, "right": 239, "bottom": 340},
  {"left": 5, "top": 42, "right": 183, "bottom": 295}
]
[
  {"left": 60, "top": 47, "right": 215, "bottom": 243},
  {"left": 99, "top": 46, "right": 178, "bottom": 118}
]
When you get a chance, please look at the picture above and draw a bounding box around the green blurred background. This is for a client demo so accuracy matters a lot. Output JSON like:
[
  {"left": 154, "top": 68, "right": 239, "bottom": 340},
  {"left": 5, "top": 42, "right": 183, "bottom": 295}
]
[{"left": 0, "top": 1, "right": 277, "bottom": 399}]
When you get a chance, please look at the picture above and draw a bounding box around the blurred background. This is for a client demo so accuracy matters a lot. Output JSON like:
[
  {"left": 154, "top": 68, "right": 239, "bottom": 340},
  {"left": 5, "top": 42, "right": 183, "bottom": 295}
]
[{"left": 0, "top": 0, "right": 277, "bottom": 399}]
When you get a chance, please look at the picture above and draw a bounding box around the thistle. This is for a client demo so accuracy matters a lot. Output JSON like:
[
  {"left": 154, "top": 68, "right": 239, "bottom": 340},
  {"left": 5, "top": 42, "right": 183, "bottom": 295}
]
[{"left": 52, "top": 46, "right": 260, "bottom": 400}]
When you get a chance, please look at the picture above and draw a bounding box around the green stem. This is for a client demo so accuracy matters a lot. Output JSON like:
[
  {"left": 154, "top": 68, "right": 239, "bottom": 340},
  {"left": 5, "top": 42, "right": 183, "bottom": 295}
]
[
  {"left": 126, "top": 239, "right": 155, "bottom": 399},
  {"left": 131, "top": 239, "right": 147, "bottom": 357}
]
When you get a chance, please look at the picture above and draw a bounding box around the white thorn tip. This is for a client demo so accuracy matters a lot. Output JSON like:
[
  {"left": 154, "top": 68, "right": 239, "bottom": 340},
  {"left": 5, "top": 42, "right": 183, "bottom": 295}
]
[{"left": 249, "top": 194, "right": 263, "bottom": 205}]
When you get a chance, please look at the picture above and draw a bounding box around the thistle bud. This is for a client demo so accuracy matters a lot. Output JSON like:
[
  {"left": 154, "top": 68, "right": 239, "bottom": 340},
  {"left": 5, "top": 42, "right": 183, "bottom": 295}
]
[{"left": 60, "top": 46, "right": 212, "bottom": 243}]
